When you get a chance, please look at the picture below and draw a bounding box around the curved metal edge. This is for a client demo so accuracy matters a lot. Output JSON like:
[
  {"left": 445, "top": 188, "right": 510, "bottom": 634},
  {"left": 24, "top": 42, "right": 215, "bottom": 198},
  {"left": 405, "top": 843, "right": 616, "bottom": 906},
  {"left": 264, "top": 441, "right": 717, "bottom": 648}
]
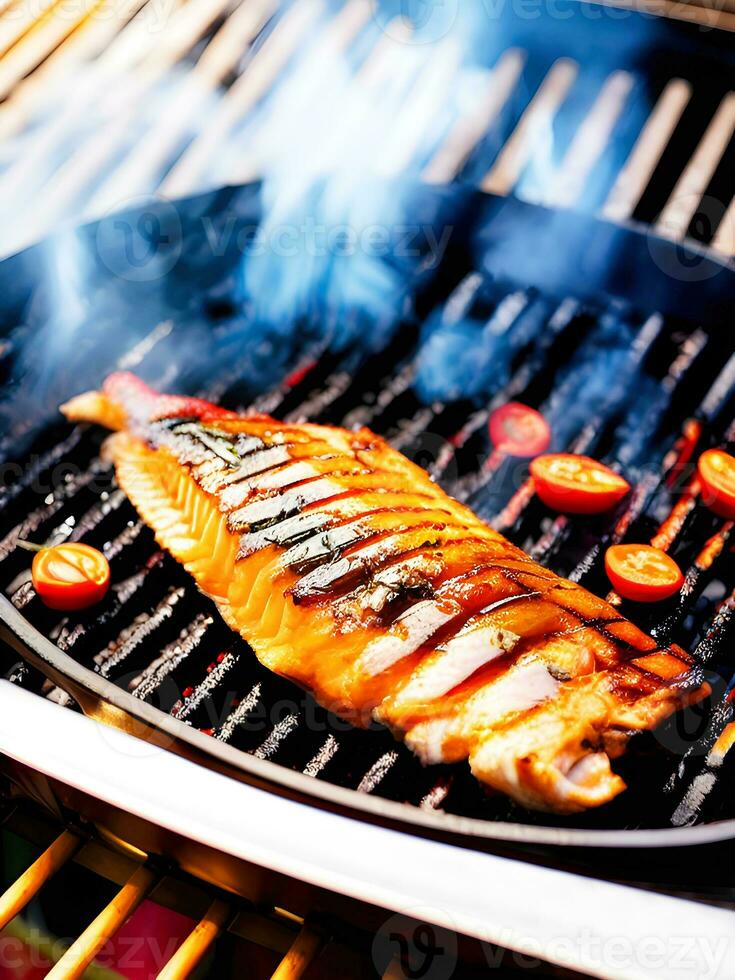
[
  {"left": 5, "top": 178, "right": 735, "bottom": 340},
  {"left": 469, "top": 192, "right": 735, "bottom": 330},
  {"left": 1, "top": 593, "right": 734, "bottom": 850},
  {"left": 603, "top": 0, "right": 735, "bottom": 32}
]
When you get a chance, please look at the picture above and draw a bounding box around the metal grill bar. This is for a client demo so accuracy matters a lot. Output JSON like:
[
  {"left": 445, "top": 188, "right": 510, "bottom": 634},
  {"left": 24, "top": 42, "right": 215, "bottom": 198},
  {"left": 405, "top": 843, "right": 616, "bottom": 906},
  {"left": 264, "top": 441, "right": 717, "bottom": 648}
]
[
  {"left": 529, "top": 329, "right": 709, "bottom": 566},
  {"left": 0, "top": 2, "right": 734, "bottom": 837},
  {"left": 667, "top": 590, "right": 735, "bottom": 825},
  {"left": 569, "top": 352, "right": 735, "bottom": 587},
  {"left": 480, "top": 312, "right": 666, "bottom": 530}
]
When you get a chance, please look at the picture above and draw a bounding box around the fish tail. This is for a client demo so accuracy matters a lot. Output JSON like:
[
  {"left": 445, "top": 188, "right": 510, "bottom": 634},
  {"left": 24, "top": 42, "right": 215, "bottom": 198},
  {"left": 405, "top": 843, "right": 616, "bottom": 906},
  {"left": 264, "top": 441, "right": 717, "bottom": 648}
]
[
  {"left": 61, "top": 372, "right": 233, "bottom": 431},
  {"left": 61, "top": 389, "right": 127, "bottom": 430}
]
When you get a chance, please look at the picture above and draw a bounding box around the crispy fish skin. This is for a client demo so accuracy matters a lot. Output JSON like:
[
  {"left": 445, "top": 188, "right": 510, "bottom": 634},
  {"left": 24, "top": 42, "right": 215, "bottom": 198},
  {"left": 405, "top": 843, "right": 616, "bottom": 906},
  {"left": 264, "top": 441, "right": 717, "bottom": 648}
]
[{"left": 62, "top": 372, "right": 708, "bottom": 813}]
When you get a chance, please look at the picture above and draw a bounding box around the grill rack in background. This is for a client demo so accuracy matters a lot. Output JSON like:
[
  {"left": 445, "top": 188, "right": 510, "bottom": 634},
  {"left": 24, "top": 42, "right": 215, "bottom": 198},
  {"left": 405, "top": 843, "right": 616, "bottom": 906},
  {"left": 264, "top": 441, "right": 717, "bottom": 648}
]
[
  {"left": 1, "top": 234, "right": 734, "bottom": 856},
  {"left": 1, "top": 0, "right": 735, "bottom": 258}
]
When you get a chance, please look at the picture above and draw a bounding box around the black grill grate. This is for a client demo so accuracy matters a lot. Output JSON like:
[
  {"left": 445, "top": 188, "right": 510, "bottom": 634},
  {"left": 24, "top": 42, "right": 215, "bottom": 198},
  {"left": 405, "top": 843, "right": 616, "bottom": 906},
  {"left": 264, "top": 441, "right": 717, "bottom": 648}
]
[{"left": 1, "top": 272, "right": 734, "bottom": 838}]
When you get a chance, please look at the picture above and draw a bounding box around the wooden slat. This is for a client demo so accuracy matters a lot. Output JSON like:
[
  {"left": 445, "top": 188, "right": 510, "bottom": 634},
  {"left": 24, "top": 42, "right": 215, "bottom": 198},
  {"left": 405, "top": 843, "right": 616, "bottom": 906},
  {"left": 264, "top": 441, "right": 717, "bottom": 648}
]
[
  {"left": 0, "top": 0, "right": 237, "bottom": 252},
  {"left": 227, "top": 0, "right": 377, "bottom": 188},
  {"left": 0, "top": 831, "right": 80, "bottom": 930},
  {"left": 711, "top": 194, "right": 735, "bottom": 256},
  {"left": 228, "top": 12, "right": 414, "bottom": 188},
  {"left": 156, "top": 899, "right": 230, "bottom": 980},
  {"left": 377, "top": 39, "right": 462, "bottom": 178},
  {"left": 602, "top": 78, "right": 692, "bottom": 222},
  {"left": 0, "top": 0, "right": 61, "bottom": 59},
  {"left": 0, "top": 0, "right": 152, "bottom": 141},
  {"left": 46, "top": 864, "right": 156, "bottom": 980},
  {"left": 90, "top": 0, "right": 342, "bottom": 209},
  {"left": 87, "top": 0, "right": 275, "bottom": 205},
  {"left": 656, "top": 91, "right": 735, "bottom": 240},
  {"left": 160, "top": 0, "right": 326, "bottom": 198},
  {"left": 547, "top": 70, "right": 634, "bottom": 207},
  {"left": 0, "top": 0, "right": 107, "bottom": 102},
  {"left": 270, "top": 924, "right": 325, "bottom": 980},
  {"left": 481, "top": 58, "right": 578, "bottom": 196},
  {"left": 422, "top": 48, "right": 525, "bottom": 184},
  {"left": 0, "top": 0, "right": 183, "bottom": 197}
]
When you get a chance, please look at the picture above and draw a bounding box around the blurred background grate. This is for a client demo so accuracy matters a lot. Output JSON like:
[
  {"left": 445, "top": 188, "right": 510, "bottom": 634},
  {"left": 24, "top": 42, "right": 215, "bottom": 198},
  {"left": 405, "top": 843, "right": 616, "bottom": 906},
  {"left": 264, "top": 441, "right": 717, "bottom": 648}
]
[{"left": 0, "top": 0, "right": 734, "bottom": 257}]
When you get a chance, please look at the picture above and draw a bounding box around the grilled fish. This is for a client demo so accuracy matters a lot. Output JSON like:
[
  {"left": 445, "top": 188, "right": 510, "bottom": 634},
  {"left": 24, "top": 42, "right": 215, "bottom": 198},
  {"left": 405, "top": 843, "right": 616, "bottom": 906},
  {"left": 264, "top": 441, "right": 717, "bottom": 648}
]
[{"left": 62, "top": 372, "right": 707, "bottom": 813}]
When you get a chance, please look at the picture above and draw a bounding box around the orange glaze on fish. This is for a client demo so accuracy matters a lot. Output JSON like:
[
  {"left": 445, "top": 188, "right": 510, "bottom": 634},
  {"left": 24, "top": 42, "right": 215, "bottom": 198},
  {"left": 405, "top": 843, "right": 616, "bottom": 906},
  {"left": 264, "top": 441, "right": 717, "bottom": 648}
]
[{"left": 62, "top": 372, "right": 708, "bottom": 813}]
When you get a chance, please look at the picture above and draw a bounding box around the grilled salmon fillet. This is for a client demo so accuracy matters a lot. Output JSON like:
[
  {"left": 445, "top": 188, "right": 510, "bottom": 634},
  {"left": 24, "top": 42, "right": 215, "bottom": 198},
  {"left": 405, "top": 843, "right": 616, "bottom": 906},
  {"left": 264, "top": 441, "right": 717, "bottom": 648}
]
[{"left": 62, "top": 372, "right": 708, "bottom": 813}]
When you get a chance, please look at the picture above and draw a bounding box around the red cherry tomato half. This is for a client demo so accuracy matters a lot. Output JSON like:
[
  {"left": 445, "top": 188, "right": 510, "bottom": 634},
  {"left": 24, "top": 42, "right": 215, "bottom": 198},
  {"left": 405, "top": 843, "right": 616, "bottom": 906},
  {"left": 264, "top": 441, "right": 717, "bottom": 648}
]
[
  {"left": 488, "top": 402, "right": 551, "bottom": 458},
  {"left": 32, "top": 543, "right": 110, "bottom": 611},
  {"left": 530, "top": 454, "right": 630, "bottom": 514},
  {"left": 605, "top": 544, "right": 684, "bottom": 602},
  {"left": 697, "top": 449, "right": 735, "bottom": 519}
]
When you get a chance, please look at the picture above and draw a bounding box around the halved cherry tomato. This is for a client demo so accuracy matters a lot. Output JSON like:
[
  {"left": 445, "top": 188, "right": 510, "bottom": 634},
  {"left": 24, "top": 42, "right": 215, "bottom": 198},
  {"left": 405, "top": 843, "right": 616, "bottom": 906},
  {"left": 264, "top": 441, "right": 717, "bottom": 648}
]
[
  {"left": 605, "top": 544, "right": 684, "bottom": 602},
  {"left": 32, "top": 543, "right": 110, "bottom": 611},
  {"left": 529, "top": 454, "right": 630, "bottom": 514},
  {"left": 488, "top": 402, "right": 551, "bottom": 457},
  {"left": 697, "top": 449, "right": 735, "bottom": 519}
]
